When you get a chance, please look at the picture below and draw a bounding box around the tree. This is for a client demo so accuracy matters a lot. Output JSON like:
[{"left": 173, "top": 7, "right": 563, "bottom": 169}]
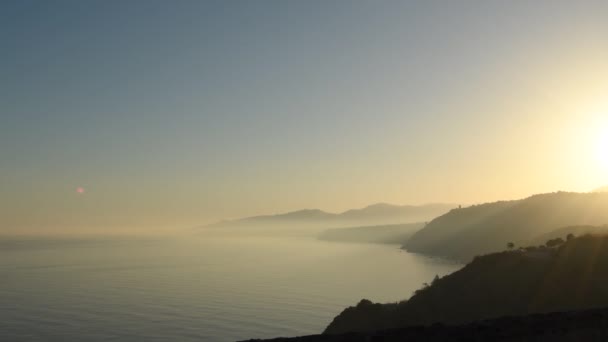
[
  {"left": 546, "top": 238, "right": 565, "bottom": 248},
  {"left": 566, "top": 233, "right": 575, "bottom": 241},
  {"left": 507, "top": 242, "right": 515, "bottom": 250}
]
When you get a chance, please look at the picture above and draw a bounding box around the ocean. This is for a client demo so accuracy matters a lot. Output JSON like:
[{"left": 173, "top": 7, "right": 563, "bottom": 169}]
[{"left": 0, "top": 236, "right": 461, "bottom": 341}]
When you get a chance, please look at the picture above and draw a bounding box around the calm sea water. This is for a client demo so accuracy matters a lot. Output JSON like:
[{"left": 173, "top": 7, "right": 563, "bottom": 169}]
[{"left": 0, "top": 236, "right": 461, "bottom": 341}]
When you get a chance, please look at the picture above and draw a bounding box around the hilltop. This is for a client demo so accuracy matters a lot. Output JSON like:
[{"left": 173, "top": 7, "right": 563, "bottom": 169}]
[
  {"left": 530, "top": 224, "right": 608, "bottom": 245},
  {"left": 403, "top": 191, "right": 608, "bottom": 261}
]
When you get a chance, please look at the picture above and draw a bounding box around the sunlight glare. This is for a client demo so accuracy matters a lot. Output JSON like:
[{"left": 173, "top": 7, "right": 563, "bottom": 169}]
[
  {"left": 584, "top": 104, "right": 608, "bottom": 173},
  {"left": 598, "top": 131, "right": 608, "bottom": 170}
]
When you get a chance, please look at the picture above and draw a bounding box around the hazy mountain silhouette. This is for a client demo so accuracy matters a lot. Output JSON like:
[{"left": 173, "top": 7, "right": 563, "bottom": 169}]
[
  {"left": 249, "top": 209, "right": 336, "bottom": 221},
  {"left": 325, "top": 234, "right": 608, "bottom": 334},
  {"left": 318, "top": 222, "right": 425, "bottom": 244},
  {"left": 403, "top": 192, "right": 608, "bottom": 261},
  {"left": 203, "top": 203, "right": 453, "bottom": 230}
]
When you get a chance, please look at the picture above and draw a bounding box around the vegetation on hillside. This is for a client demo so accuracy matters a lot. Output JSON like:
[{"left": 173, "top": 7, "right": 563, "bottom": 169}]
[{"left": 326, "top": 234, "right": 608, "bottom": 334}]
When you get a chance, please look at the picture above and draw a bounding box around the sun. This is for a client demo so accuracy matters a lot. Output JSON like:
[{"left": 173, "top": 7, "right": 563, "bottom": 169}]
[
  {"left": 596, "top": 128, "right": 608, "bottom": 170},
  {"left": 573, "top": 108, "right": 608, "bottom": 187},
  {"left": 584, "top": 106, "right": 608, "bottom": 172}
]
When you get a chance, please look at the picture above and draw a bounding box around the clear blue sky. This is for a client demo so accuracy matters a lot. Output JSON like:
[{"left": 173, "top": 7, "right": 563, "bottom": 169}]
[{"left": 2, "top": 1, "right": 608, "bottom": 233}]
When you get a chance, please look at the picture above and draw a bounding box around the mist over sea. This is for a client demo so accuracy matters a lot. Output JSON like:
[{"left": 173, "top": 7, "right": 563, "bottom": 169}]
[{"left": 0, "top": 235, "right": 461, "bottom": 341}]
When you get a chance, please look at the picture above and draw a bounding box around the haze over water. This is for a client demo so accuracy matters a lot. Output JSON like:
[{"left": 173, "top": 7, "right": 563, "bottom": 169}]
[
  {"left": 3, "top": 1, "right": 608, "bottom": 341},
  {"left": 0, "top": 236, "right": 460, "bottom": 341}
]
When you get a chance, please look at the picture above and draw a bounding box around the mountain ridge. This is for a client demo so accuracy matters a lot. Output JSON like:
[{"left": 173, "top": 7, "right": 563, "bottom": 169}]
[{"left": 202, "top": 203, "right": 455, "bottom": 229}]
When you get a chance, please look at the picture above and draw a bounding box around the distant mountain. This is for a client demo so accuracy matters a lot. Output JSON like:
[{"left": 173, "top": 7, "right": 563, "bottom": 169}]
[
  {"left": 317, "top": 222, "right": 426, "bottom": 244},
  {"left": 325, "top": 234, "right": 608, "bottom": 335},
  {"left": 246, "top": 209, "right": 337, "bottom": 222},
  {"left": 203, "top": 203, "right": 454, "bottom": 230},
  {"left": 403, "top": 192, "right": 608, "bottom": 261}
]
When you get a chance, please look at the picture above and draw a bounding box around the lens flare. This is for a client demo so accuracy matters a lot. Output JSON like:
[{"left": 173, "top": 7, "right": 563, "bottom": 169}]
[{"left": 76, "top": 187, "right": 85, "bottom": 194}]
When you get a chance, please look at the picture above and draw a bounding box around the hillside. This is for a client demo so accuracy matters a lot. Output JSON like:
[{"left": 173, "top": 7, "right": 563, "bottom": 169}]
[
  {"left": 325, "top": 234, "right": 608, "bottom": 334},
  {"left": 404, "top": 192, "right": 608, "bottom": 261},
  {"left": 530, "top": 225, "right": 608, "bottom": 246},
  {"left": 244, "top": 307, "right": 608, "bottom": 341},
  {"left": 317, "top": 222, "right": 425, "bottom": 244}
]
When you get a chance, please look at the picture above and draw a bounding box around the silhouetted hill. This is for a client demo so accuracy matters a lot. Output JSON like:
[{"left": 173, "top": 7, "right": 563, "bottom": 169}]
[
  {"left": 530, "top": 225, "right": 608, "bottom": 245},
  {"left": 243, "top": 307, "right": 608, "bottom": 341},
  {"left": 404, "top": 192, "right": 608, "bottom": 261},
  {"left": 317, "top": 222, "right": 425, "bottom": 244},
  {"left": 325, "top": 234, "right": 608, "bottom": 334},
  {"left": 203, "top": 203, "right": 453, "bottom": 230}
]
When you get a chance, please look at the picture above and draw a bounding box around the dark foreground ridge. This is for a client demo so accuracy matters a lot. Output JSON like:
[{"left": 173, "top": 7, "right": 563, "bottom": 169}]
[
  {"left": 246, "top": 234, "right": 608, "bottom": 341},
  {"left": 325, "top": 235, "right": 608, "bottom": 334},
  {"left": 242, "top": 307, "right": 608, "bottom": 341}
]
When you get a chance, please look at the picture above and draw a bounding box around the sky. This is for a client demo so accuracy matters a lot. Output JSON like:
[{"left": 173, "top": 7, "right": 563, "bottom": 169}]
[{"left": 2, "top": 1, "right": 608, "bottom": 234}]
